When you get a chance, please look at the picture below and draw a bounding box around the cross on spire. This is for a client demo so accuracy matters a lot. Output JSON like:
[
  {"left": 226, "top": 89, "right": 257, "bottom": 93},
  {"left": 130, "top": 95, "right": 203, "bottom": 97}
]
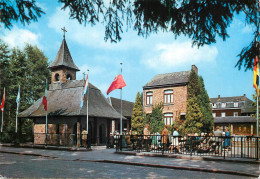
[{"left": 61, "top": 26, "right": 67, "bottom": 39}]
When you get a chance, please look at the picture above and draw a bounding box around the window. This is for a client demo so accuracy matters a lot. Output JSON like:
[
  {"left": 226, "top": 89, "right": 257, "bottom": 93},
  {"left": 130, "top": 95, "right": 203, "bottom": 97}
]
[
  {"left": 221, "top": 112, "right": 226, "bottom": 117},
  {"left": 55, "top": 73, "right": 60, "bottom": 81},
  {"left": 146, "top": 92, "right": 153, "bottom": 105},
  {"left": 212, "top": 113, "right": 216, "bottom": 117},
  {"left": 164, "top": 90, "right": 173, "bottom": 104},
  {"left": 233, "top": 112, "right": 238, "bottom": 117},
  {"left": 164, "top": 113, "right": 173, "bottom": 125},
  {"left": 212, "top": 103, "right": 216, "bottom": 108},
  {"left": 221, "top": 103, "right": 226, "bottom": 108},
  {"left": 66, "top": 74, "right": 72, "bottom": 80},
  {"left": 234, "top": 102, "right": 238, "bottom": 107}
]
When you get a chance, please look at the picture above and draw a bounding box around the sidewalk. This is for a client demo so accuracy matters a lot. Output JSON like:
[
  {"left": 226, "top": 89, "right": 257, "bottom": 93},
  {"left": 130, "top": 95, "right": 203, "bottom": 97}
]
[{"left": 0, "top": 144, "right": 259, "bottom": 177}]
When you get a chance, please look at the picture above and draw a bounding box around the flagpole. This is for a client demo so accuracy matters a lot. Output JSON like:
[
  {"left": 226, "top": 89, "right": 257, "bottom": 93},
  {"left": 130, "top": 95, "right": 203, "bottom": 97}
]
[
  {"left": 120, "top": 63, "right": 123, "bottom": 135},
  {"left": 45, "top": 79, "right": 48, "bottom": 140},
  {"left": 87, "top": 70, "right": 89, "bottom": 133},
  {"left": 1, "top": 87, "right": 5, "bottom": 133},
  {"left": 1, "top": 111, "right": 3, "bottom": 133},
  {"left": 15, "top": 85, "right": 20, "bottom": 133}
]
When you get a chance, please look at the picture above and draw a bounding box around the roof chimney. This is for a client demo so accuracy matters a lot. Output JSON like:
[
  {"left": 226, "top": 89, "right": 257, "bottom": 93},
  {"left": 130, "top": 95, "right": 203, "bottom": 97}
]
[
  {"left": 191, "top": 65, "right": 198, "bottom": 74},
  {"left": 243, "top": 94, "right": 246, "bottom": 97},
  {"left": 218, "top": 95, "right": 220, "bottom": 99}
]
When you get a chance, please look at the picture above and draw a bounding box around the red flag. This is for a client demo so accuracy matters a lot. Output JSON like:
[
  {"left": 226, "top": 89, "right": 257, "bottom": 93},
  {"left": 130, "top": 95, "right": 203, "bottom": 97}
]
[
  {"left": 42, "top": 80, "right": 48, "bottom": 111},
  {"left": 107, "top": 74, "right": 126, "bottom": 95},
  {"left": 0, "top": 88, "right": 5, "bottom": 112}
]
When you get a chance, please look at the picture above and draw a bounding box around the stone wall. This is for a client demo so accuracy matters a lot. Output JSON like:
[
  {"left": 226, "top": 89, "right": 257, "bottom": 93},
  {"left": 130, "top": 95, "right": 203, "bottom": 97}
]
[{"left": 51, "top": 68, "right": 76, "bottom": 84}]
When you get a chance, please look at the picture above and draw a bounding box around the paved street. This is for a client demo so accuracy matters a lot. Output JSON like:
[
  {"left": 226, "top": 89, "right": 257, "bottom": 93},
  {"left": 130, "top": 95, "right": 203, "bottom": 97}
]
[
  {"left": 0, "top": 145, "right": 259, "bottom": 178},
  {"left": 0, "top": 153, "right": 253, "bottom": 178}
]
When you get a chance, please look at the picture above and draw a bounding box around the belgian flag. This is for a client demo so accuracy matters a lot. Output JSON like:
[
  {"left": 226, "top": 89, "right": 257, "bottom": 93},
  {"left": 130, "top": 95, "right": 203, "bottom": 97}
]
[{"left": 253, "top": 56, "right": 259, "bottom": 96}]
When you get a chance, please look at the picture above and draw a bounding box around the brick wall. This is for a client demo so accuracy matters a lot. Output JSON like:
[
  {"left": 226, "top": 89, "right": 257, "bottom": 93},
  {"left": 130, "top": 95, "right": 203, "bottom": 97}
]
[
  {"left": 51, "top": 68, "right": 76, "bottom": 83},
  {"left": 143, "top": 85, "right": 187, "bottom": 120}
]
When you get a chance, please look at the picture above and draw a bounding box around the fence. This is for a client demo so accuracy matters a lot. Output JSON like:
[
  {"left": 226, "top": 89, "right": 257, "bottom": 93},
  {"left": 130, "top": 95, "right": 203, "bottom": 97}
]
[
  {"left": 0, "top": 132, "right": 91, "bottom": 148},
  {"left": 115, "top": 135, "right": 260, "bottom": 160}
]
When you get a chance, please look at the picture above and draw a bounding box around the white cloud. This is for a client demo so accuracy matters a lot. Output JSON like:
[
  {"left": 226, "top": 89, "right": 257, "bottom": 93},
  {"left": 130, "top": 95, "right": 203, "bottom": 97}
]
[
  {"left": 142, "top": 40, "right": 218, "bottom": 71},
  {"left": 1, "top": 26, "right": 41, "bottom": 48},
  {"left": 76, "top": 64, "right": 106, "bottom": 80}
]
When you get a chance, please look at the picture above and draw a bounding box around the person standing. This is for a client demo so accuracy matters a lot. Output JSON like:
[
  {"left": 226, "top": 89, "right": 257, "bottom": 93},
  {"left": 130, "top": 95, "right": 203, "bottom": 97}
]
[
  {"left": 143, "top": 124, "right": 150, "bottom": 151},
  {"left": 81, "top": 128, "right": 88, "bottom": 148},
  {"left": 224, "top": 127, "right": 231, "bottom": 150},
  {"left": 161, "top": 125, "right": 168, "bottom": 150},
  {"left": 170, "top": 127, "right": 182, "bottom": 154},
  {"left": 214, "top": 126, "right": 222, "bottom": 154}
]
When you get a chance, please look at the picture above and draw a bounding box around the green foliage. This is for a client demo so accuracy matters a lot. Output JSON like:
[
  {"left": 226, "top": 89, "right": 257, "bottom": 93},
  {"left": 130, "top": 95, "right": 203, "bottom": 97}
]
[
  {"left": 3, "top": 1, "right": 258, "bottom": 70},
  {"left": 198, "top": 76, "right": 214, "bottom": 133},
  {"left": 147, "top": 103, "right": 165, "bottom": 134},
  {"left": 0, "top": 40, "right": 50, "bottom": 137},
  {"left": 131, "top": 92, "right": 144, "bottom": 134}
]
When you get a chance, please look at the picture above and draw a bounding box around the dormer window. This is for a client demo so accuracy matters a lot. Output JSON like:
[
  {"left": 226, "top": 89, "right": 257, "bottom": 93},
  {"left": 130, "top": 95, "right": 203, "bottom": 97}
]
[
  {"left": 66, "top": 74, "right": 72, "bottom": 80},
  {"left": 221, "top": 103, "right": 226, "bottom": 108},
  {"left": 55, "top": 73, "right": 60, "bottom": 81}
]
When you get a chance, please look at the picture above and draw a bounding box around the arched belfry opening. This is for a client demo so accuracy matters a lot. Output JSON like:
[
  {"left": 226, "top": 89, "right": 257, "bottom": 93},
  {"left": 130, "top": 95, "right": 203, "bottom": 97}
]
[{"left": 48, "top": 27, "right": 80, "bottom": 84}]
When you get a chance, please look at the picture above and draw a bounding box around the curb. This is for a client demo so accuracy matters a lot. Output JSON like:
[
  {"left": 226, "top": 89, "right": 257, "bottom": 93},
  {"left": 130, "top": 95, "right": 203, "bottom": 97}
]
[
  {"left": 0, "top": 143, "right": 91, "bottom": 152},
  {"left": 95, "top": 160, "right": 259, "bottom": 178},
  {"left": 115, "top": 151, "right": 260, "bottom": 164}
]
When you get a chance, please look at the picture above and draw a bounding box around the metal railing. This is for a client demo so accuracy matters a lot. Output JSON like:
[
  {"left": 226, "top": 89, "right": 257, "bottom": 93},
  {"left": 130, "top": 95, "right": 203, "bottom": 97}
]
[{"left": 115, "top": 135, "right": 260, "bottom": 160}]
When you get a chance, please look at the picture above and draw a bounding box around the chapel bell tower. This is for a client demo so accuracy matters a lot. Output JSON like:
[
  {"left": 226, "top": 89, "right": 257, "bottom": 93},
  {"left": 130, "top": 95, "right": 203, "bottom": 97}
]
[{"left": 48, "top": 27, "right": 80, "bottom": 84}]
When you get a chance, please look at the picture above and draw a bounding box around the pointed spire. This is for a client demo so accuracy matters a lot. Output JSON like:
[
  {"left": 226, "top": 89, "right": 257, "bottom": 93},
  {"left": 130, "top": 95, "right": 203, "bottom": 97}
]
[{"left": 48, "top": 28, "right": 80, "bottom": 71}]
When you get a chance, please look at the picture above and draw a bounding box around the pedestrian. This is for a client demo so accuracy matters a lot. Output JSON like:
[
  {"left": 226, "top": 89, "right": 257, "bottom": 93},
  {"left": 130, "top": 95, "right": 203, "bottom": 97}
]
[
  {"left": 161, "top": 125, "right": 168, "bottom": 150},
  {"left": 170, "top": 127, "right": 182, "bottom": 154},
  {"left": 81, "top": 128, "right": 88, "bottom": 148},
  {"left": 143, "top": 124, "right": 150, "bottom": 151},
  {"left": 214, "top": 126, "right": 222, "bottom": 154},
  {"left": 224, "top": 127, "right": 231, "bottom": 150}
]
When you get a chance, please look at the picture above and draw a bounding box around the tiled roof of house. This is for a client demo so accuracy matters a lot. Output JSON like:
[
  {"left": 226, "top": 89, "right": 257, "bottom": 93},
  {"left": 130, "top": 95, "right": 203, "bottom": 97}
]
[
  {"left": 214, "top": 116, "right": 256, "bottom": 123},
  {"left": 108, "top": 97, "right": 134, "bottom": 118},
  {"left": 210, "top": 95, "right": 254, "bottom": 114},
  {"left": 143, "top": 71, "right": 190, "bottom": 89},
  {"left": 48, "top": 38, "right": 80, "bottom": 71},
  {"left": 19, "top": 80, "right": 124, "bottom": 119}
]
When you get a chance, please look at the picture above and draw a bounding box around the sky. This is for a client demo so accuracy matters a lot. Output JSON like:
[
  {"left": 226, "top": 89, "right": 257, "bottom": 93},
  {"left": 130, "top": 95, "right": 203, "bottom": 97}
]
[{"left": 0, "top": 1, "right": 256, "bottom": 102}]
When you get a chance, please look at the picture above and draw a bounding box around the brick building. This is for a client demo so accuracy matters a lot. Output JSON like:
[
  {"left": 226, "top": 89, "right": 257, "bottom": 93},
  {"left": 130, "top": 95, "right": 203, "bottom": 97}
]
[
  {"left": 19, "top": 36, "right": 123, "bottom": 145},
  {"left": 210, "top": 95, "right": 256, "bottom": 135},
  {"left": 143, "top": 65, "right": 198, "bottom": 125}
]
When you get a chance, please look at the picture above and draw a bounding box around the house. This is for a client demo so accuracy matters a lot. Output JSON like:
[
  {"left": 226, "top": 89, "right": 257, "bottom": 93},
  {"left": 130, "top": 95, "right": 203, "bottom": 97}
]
[
  {"left": 210, "top": 95, "right": 256, "bottom": 135},
  {"left": 108, "top": 97, "right": 134, "bottom": 133},
  {"left": 143, "top": 65, "right": 198, "bottom": 125},
  {"left": 19, "top": 35, "right": 123, "bottom": 145}
]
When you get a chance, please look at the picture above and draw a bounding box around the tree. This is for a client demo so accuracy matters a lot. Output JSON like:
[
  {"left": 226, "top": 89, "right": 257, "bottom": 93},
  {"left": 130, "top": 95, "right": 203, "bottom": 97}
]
[
  {"left": 131, "top": 92, "right": 144, "bottom": 134},
  {"left": 2, "top": 1, "right": 259, "bottom": 71},
  {"left": 146, "top": 103, "right": 165, "bottom": 134},
  {"left": 0, "top": 41, "right": 50, "bottom": 136},
  {"left": 182, "top": 70, "right": 203, "bottom": 134},
  {"left": 198, "top": 76, "right": 214, "bottom": 133}
]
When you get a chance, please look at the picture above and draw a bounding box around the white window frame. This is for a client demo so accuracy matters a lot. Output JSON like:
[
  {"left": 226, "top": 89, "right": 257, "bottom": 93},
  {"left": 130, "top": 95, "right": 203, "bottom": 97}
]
[
  {"left": 221, "top": 112, "right": 226, "bottom": 117},
  {"left": 212, "top": 113, "right": 216, "bottom": 117},
  {"left": 233, "top": 112, "right": 238, "bottom": 117},
  {"left": 234, "top": 102, "right": 238, "bottom": 108},
  {"left": 146, "top": 92, "right": 153, "bottom": 105},
  {"left": 221, "top": 103, "right": 226, "bottom": 108},
  {"left": 164, "top": 90, "right": 173, "bottom": 104},
  {"left": 164, "top": 113, "right": 173, "bottom": 125}
]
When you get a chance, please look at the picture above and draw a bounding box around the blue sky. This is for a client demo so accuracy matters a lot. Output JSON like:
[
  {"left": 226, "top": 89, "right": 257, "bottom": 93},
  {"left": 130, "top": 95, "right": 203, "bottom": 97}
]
[{"left": 0, "top": 1, "right": 255, "bottom": 102}]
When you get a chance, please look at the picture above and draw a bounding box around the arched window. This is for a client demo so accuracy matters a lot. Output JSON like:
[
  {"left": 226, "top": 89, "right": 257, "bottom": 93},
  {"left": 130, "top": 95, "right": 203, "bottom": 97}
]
[
  {"left": 164, "top": 90, "right": 173, "bottom": 104},
  {"left": 55, "top": 73, "right": 60, "bottom": 81},
  {"left": 66, "top": 74, "right": 72, "bottom": 80},
  {"left": 146, "top": 91, "right": 153, "bottom": 105},
  {"left": 164, "top": 113, "right": 173, "bottom": 125}
]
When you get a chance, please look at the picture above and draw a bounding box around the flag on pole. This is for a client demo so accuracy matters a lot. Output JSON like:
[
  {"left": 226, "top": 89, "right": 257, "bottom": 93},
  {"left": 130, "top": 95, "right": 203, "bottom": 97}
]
[
  {"left": 253, "top": 56, "right": 259, "bottom": 96},
  {"left": 0, "top": 88, "right": 5, "bottom": 112},
  {"left": 42, "top": 81, "right": 48, "bottom": 111},
  {"left": 16, "top": 85, "right": 20, "bottom": 114},
  {"left": 80, "top": 74, "right": 89, "bottom": 109},
  {"left": 107, "top": 74, "right": 126, "bottom": 95}
]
